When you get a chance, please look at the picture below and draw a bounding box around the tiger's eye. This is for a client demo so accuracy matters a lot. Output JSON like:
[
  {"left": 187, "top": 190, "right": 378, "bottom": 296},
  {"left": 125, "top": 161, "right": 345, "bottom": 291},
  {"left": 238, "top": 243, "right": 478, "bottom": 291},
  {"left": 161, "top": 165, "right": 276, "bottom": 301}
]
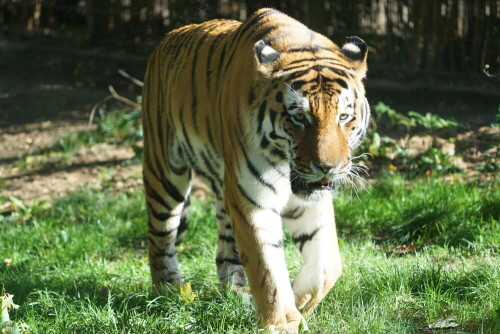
[
  {"left": 339, "top": 113, "right": 349, "bottom": 120},
  {"left": 294, "top": 113, "right": 305, "bottom": 120}
]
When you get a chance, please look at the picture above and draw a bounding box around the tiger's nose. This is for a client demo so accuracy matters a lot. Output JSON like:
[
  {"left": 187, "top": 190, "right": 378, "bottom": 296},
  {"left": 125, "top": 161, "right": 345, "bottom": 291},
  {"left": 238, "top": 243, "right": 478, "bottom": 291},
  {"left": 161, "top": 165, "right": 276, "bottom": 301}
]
[{"left": 311, "top": 162, "right": 335, "bottom": 174}]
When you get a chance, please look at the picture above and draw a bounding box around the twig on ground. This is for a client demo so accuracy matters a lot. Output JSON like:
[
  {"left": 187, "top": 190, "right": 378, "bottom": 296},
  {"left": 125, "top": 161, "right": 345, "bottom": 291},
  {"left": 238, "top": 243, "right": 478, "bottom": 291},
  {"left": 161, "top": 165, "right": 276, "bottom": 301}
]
[
  {"left": 88, "top": 95, "right": 113, "bottom": 128},
  {"left": 108, "top": 85, "right": 142, "bottom": 110},
  {"left": 88, "top": 85, "right": 141, "bottom": 128},
  {"left": 118, "top": 69, "right": 144, "bottom": 87}
]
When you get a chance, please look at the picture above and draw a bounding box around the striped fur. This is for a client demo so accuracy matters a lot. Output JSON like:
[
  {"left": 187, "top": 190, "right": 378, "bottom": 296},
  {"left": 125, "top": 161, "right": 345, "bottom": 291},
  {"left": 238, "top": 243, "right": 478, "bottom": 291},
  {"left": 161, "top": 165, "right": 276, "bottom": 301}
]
[{"left": 142, "top": 8, "right": 370, "bottom": 333}]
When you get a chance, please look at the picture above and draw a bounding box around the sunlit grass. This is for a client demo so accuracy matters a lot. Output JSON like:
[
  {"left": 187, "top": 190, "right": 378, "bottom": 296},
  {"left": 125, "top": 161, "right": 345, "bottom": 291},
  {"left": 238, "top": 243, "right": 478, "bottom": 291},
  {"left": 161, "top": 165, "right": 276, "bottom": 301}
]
[{"left": 1, "top": 177, "right": 499, "bottom": 333}]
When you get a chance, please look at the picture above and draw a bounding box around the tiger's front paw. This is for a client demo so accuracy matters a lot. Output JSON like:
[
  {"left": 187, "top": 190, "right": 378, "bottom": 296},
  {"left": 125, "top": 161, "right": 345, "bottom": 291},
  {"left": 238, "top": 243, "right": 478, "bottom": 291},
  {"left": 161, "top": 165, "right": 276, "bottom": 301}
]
[
  {"left": 260, "top": 308, "right": 308, "bottom": 334},
  {"left": 293, "top": 265, "right": 342, "bottom": 315}
]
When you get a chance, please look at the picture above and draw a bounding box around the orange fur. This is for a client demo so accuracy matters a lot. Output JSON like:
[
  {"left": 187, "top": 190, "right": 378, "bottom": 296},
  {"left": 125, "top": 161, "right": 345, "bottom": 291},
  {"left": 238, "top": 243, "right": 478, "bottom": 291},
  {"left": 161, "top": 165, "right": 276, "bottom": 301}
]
[{"left": 142, "top": 8, "right": 369, "bottom": 332}]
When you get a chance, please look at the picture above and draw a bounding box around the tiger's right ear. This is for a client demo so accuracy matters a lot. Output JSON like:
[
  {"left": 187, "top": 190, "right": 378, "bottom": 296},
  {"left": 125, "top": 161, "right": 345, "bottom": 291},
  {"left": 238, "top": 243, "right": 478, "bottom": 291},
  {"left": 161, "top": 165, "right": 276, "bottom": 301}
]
[
  {"left": 340, "top": 36, "right": 368, "bottom": 78},
  {"left": 253, "top": 40, "right": 281, "bottom": 77}
]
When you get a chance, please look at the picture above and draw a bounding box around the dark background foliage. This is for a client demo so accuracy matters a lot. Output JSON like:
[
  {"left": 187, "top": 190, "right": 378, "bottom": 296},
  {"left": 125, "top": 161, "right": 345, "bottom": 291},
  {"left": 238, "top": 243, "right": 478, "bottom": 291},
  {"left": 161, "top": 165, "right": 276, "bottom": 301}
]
[{"left": 1, "top": 0, "right": 499, "bottom": 78}]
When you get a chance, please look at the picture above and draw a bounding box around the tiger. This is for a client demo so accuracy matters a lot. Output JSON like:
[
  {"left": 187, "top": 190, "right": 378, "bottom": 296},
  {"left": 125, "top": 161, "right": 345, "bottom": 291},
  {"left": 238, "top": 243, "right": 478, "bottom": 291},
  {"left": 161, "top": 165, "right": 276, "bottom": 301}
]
[{"left": 141, "top": 7, "right": 370, "bottom": 333}]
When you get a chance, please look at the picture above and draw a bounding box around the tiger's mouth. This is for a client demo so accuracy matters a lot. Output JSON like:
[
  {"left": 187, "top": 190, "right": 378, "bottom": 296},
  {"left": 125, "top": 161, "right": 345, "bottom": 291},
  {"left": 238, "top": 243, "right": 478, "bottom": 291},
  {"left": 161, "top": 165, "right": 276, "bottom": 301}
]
[{"left": 290, "top": 170, "right": 336, "bottom": 195}]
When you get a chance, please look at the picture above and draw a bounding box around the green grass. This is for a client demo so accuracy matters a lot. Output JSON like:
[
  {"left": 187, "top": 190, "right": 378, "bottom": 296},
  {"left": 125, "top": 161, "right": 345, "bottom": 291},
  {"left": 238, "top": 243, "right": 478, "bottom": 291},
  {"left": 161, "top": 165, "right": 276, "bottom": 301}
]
[{"left": 1, "top": 177, "right": 499, "bottom": 333}]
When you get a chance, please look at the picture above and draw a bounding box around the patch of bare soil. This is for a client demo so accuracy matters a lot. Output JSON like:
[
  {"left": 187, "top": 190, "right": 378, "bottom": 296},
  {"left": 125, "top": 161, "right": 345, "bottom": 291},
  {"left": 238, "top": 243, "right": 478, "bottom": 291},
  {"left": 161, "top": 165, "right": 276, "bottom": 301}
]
[
  {"left": 401, "top": 126, "right": 499, "bottom": 178},
  {"left": 0, "top": 119, "right": 497, "bottom": 203},
  {"left": 0, "top": 122, "right": 142, "bottom": 202}
]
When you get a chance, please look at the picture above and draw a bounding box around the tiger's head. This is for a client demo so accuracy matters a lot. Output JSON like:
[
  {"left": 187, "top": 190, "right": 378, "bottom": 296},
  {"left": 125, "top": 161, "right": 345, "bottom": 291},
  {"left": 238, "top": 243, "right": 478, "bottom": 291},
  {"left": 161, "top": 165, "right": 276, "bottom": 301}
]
[{"left": 253, "top": 35, "right": 370, "bottom": 200}]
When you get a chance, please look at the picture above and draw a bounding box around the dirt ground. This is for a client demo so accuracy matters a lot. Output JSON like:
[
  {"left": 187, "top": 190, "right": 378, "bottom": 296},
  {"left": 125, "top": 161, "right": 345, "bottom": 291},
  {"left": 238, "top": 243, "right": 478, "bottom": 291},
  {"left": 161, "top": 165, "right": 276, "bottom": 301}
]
[{"left": 0, "top": 36, "right": 498, "bottom": 203}]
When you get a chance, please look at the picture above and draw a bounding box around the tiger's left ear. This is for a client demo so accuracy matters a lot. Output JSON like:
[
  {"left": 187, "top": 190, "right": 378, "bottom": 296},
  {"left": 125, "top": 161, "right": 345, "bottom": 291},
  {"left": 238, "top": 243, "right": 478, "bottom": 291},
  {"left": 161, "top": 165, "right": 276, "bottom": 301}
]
[
  {"left": 340, "top": 36, "right": 368, "bottom": 78},
  {"left": 253, "top": 40, "right": 281, "bottom": 77}
]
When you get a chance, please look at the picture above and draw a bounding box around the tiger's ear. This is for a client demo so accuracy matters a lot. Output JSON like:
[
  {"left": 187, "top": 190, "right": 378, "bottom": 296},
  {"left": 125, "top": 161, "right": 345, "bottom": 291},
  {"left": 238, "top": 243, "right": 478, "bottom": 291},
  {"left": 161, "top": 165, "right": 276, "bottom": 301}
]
[
  {"left": 253, "top": 40, "right": 281, "bottom": 77},
  {"left": 340, "top": 36, "right": 368, "bottom": 78}
]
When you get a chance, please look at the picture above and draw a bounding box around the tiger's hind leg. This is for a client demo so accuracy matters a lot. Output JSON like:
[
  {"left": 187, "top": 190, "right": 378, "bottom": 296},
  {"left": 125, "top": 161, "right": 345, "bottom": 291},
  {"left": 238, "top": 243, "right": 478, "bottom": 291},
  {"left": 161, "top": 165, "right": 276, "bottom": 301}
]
[
  {"left": 215, "top": 200, "right": 247, "bottom": 290},
  {"left": 144, "top": 165, "right": 192, "bottom": 288},
  {"left": 175, "top": 197, "right": 190, "bottom": 246}
]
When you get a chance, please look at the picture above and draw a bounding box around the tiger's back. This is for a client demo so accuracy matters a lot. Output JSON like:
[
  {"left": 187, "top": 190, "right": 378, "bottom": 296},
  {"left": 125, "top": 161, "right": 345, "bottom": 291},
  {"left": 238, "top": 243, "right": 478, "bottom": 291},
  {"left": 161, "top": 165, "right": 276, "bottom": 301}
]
[
  {"left": 142, "top": 18, "right": 240, "bottom": 169},
  {"left": 142, "top": 8, "right": 370, "bottom": 333}
]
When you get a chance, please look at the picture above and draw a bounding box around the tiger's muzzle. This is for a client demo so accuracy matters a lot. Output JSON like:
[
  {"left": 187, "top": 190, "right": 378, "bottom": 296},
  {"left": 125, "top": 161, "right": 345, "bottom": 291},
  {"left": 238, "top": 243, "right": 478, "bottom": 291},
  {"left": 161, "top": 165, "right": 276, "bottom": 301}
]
[{"left": 290, "top": 169, "right": 337, "bottom": 197}]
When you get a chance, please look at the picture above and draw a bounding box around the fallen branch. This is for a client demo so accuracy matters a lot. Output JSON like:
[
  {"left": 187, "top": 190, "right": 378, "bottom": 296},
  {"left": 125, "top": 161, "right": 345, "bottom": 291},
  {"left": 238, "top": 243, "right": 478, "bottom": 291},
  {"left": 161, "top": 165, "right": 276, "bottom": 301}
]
[
  {"left": 88, "top": 95, "right": 113, "bottom": 128},
  {"left": 118, "top": 69, "right": 144, "bottom": 87},
  {"left": 108, "top": 85, "right": 141, "bottom": 109},
  {"left": 88, "top": 85, "right": 141, "bottom": 128}
]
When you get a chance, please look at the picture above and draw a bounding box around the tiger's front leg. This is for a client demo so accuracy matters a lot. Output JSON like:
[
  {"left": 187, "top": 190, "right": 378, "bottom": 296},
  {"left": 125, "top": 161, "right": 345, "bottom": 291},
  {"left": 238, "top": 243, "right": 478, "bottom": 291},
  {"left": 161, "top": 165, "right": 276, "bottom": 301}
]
[
  {"left": 284, "top": 196, "right": 342, "bottom": 315},
  {"left": 224, "top": 182, "right": 306, "bottom": 333}
]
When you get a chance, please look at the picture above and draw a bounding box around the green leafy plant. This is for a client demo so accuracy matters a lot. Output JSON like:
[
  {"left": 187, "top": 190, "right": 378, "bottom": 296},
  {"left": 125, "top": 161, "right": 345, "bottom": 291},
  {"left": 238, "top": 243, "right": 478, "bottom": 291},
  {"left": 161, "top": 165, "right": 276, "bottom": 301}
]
[
  {"left": 407, "top": 111, "right": 460, "bottom": 147},
  {"left": 360, "top": 103, "right": 461, "bottom": 176},
  {"left": 372, "top": 102, "right": 416, "bottom": 145}
]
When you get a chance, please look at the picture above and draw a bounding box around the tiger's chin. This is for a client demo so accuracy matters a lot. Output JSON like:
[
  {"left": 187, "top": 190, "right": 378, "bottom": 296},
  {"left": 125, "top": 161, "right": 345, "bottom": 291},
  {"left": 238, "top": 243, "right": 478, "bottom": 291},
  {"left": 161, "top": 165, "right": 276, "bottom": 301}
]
[{"left": 290, "top": 173, "right": 337, "bottom": 201}]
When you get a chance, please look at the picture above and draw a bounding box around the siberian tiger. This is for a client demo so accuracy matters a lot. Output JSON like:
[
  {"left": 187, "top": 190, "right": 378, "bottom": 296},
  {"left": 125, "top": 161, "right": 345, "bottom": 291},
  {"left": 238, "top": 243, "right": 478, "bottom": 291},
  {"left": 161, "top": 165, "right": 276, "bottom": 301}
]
[{"left": 142, "top": 8, "right": 370, "bottom": 333}]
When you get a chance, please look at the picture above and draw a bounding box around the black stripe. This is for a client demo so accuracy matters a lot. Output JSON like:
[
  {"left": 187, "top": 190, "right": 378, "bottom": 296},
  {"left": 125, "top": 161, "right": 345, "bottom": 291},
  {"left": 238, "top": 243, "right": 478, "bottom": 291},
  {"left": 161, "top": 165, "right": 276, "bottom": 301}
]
[
  {"left": 167, "top": 157, "right": 189, "bottom": 175},
  {"left": 230, "top": 203, "right": 255, "bottom": 230},
  {"left": 275, "top": 91, "right": 283, "bottom": 103},
  {"left": 154, "top": 250, "right": 176, "bottom": 258},
  {"left": 271, "top": 148, "right": 288, "bottom": 160},
  {"left": 253, "top": 26, "right": 279, "bottom": 44},
  {"left": 216, "top": 257, "right": 242, "bottom": 265},
  {"left": 281, "top": 207, "right": 305, "bottom": 220},
  {"left": 206, "top": 27, "right": 225, "bottom": 92},
  {"left": 147, "top": 202, "right": 178, "bottom": 222},
  {"left": 269, "top": 130, "right": 287, "bottom": 141},
  {"left": 286, "top": 45, "right": 330, "bottom": 53},
  {"left": 181, "top": 147, "right": 222, "bottom": 197},
  {"left": 248, "top": 87, "right": 256, "bottom": 105},
  {"left": 144, "top": 177, "right": 172, "bottom": 211},
  {"left": 260, "top": 135, "right": 270, "bottom": 149},
  {"left": 257, "top": 100, "right": 267, "bottom": 133},
  {"left": 161, "top": 175, "right": 186, "bottom": 204},
  {"left": 200, "top": 150, "right": 223, "bottom": 185},
  {"left": 286, "top": 57, "right": 342, "bottom": 67},
  {"left": 268, "top": 108, "right": 288, "bottom": 141},
  {"left": 237, "top": 182, "right": 264, "bottom": 209},
  {"left": 293, "top": 227, "right": 321, "bottom": 252},
  {"left": 238, "top": 138, "right": 277, "bottom": 194},
  {"left": 191, "top": 32, "right": 210, "bottom": 133},
  {"left": 286, "top": 69, "right": 314, "bottom": 82},
  {"left": 148, "top": 237, "right": 169, "bottom": 252},
  {"left": 239, "top": 9, "right": 279, "bottom": 43},
  {"left": 290, "top": 80, "right": 308, "bottom": 91},
  {"left": 222, "top": 9, "right": 279, "bottom": 75},
  {"left": 219, "top": 234, "right": 235, "bottom": 243},
  {"left": 177, "top": 215, "right": 189, "bottom": 236},
  {"left": 150, "top": 142, "right": 186, "bottom": 204},
  {"left": 172, "top": 32, "right": 198, "bottom": 84},
  {"left": 178, "top": 106, "right": 197, "bottom": 162},
  {"left": 148, "top": 220, "right": 176, "bottom": 238},
  {"left": 215, "top": 40, "right": 227, "bottom": 88}
]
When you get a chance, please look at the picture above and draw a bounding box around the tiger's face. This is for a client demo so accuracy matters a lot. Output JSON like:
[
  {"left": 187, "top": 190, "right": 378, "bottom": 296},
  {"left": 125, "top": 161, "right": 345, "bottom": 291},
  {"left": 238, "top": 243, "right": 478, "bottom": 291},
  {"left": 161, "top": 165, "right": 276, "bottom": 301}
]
[
  {"left": 254, "top": 36, "right": 370, "bottom": 200},
  {"left": 282, "top": 82, "right": 368, "bottom": 199}
]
